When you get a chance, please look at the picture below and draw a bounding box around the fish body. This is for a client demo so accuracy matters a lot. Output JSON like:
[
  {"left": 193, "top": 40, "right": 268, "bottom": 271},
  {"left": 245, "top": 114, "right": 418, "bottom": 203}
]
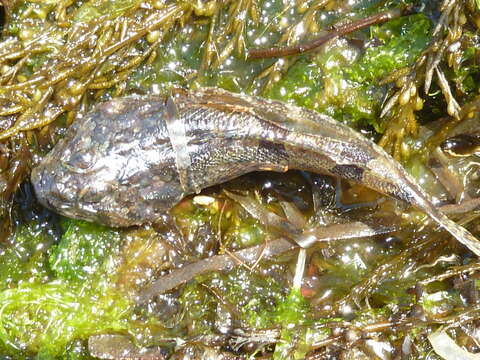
[{"left": 31, "top": 88, "right": 480, "bottom": 255}]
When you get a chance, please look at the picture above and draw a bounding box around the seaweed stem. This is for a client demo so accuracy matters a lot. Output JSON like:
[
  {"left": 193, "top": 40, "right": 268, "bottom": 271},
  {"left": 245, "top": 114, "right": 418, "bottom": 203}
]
[
  {"left": 136, "top": 220, "right": 394, "bottom": 304},
  {"left": 247, "top": 7, "right": 406, "bottom": 59}
]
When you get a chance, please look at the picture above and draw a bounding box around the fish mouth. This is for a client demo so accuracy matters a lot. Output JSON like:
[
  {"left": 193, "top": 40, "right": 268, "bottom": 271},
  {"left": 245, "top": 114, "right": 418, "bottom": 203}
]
[
  {"left": 31, "top": 163, "right": 76, "bottom": 212},
  {"left": 31, "top": 162, "right": 109, "bottom": 223},
  {"left": 31, "top": 164, "right": 53, "bottom": 210}
]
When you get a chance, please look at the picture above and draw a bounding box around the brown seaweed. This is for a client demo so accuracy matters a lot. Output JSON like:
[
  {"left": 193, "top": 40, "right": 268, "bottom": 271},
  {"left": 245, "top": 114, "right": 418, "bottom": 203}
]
[{"left": 248, "top": 8, "right": 406, "bottom": 59}]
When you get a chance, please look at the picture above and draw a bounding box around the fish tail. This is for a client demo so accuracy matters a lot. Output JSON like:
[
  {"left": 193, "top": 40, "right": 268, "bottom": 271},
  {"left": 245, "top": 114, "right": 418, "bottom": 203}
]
[
  {"left": 395, "top": 166, "right": 480, "bottom": 256},
  {"left": 426, "top": 204, "right": 480, "bottom": 256}
]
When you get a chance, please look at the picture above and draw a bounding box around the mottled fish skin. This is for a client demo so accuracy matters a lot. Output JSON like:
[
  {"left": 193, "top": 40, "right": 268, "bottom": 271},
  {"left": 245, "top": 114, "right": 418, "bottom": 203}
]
[{"left": 31, "top": 88, "right": 480, "bottom": 256}]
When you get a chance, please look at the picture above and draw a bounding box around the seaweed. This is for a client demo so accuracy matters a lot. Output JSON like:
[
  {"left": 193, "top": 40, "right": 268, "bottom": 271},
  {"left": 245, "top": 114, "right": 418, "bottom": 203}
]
[
  {"left": 0, "top": 221, "right": 53, "bottom": 290},
  {"left": 0, "top": 218, "right": 133, "bottom": 357},
  {"left": 379, "top": 0, "right": 480, "bottom": 160},
  {"left": 0, "top": 281, "right": 132, "bottom": 357},
  {"left": 49, "top": 219, "right": 122, "bottom": 281}
]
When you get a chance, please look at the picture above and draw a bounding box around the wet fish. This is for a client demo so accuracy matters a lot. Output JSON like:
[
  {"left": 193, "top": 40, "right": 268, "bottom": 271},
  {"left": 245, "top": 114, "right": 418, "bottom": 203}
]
[{"left": 31, "top": 88, "right": 480, "bottom": 255}]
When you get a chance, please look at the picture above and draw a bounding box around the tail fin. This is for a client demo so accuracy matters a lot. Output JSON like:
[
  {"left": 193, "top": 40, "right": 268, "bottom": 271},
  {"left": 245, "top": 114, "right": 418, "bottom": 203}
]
[{"left": 425, "top": 204, "right": 480, "bottom": 256}]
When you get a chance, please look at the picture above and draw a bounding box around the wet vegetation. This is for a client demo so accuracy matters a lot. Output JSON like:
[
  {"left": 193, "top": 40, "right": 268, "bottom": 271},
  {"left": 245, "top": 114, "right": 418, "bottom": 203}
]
[{"left": 0, "top": 0, "right": 480, "bottom": 358}]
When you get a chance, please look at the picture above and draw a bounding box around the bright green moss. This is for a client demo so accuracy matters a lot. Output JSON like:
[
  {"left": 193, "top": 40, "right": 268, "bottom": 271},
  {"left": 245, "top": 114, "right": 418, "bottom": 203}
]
[
  {"left": 274, "top": 288, "right": 309, "bottom": 327},
  {"left": 0, "top": 219, "right": 131, "bottom": 357},
  {"left": 348, "top": 14, "right": 431, "bottom": 83},
  {"left": 265, "top": 43, "right": 381, "bottom": 128},
  {"left": 419, "top": 290, "right": 464, "bottom": 317},
  {"left": 453, "top": 38, "right": 480, "bottom": 95},
  {"left": 266, "top": 13, "right": 431, "bottom": 130},
  {"left": 74, "top": 0, "right": 142, "bottom": 22},
  {"left": 247, "top": 287, "right": 309, "bottom": 330},
  {"left": 0, "top": 223, "right": 53, "bottom": 290},
  {"left": 265, "top": 59, "right": 324, "bottom": 110},
  {"left": 0, "top": 281, "right": 132, "bottom": 357},
  {"left": 49, "top": 219, "right": 122, "bottom": 282},
  {"left": 223, "top": 216, "right": 265, "bottom": 248},
  {"left": 180, "top": 268, "right": 284, "bottom": 336},
  {"left": 272, "top": 289, "right": 310, "bottom": 360}
]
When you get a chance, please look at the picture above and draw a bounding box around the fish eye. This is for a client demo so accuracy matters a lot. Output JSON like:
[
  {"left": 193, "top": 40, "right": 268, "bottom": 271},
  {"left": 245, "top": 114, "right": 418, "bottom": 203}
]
[
  {"left": 67, "top": 152, "right": 94, "bottom": 171},
  {"left": 77, "top": 184, "right": 104, "bottom": 203},
  {"left": 51, "top": 181, "right": 76, "bottom": 202}
]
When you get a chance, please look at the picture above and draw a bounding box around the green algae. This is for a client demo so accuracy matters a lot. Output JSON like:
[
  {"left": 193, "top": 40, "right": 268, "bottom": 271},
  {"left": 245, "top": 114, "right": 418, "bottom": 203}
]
[
  {"left": 74, "top": 0, "right": 143, "bottom": 22},
  {"left": 49, "top": 219, "right": 122, "bottom": 282},
  {"left": 179, "top": 268, "right": 285, "bottom": 336},
  {"left": 0, "top": 219, "right": 132, "bottom": 357},
  {"left": 0, "top": 222, "right": 53, "bottom": 290},
  {"left": 0, "top": 281, "right": 132, "bottom": 357},
  {"left": 348, "top": 14, "right": 431, "bottom": 83},
  {"left": 265, "top": 13, "right": 431, "bottom": 129}
]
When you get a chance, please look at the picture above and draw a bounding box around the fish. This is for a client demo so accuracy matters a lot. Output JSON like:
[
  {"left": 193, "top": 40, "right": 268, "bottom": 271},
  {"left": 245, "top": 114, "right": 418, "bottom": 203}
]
[{"left": 31, "top": 87, "right": 480, "bottom": 255}]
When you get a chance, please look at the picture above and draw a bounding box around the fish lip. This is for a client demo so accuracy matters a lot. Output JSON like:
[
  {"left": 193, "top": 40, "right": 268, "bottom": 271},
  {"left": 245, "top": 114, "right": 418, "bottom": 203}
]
[
  {"left": 31, "top": 164, "right": 64, "bottom": 211},
  {"left": 31, "top": 165, "right": 51, "bottom": 209}
]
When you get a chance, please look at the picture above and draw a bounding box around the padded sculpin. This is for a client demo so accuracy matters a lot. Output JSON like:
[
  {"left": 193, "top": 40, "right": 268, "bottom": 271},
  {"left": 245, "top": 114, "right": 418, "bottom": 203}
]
[{"left": 31, "top": 88, "right": 480, "bottom": 255}]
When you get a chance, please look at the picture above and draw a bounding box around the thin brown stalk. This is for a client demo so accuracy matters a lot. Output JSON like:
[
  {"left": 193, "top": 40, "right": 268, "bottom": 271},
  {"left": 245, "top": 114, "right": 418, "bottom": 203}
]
[
  {"left": 248, "top": 8, "right": 405, "bottom": 59},
  {"left": 136, "top": 220, "right": 394, "bottom": 304}
]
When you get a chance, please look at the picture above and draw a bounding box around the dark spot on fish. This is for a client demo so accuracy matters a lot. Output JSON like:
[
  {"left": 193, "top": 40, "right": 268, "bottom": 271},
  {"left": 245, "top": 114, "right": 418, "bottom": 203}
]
[
  {"left": 256, "top": 140, "right": 289, "bottom": 171},
  {"left": 258, "top": 140, "right": 288, "bottom": 158},
  {"left": 387, "top": 187, "right": 415, "bottom": 204},
  {"left": 331, "top": 164, "right": 365, "bottom": 181},
  {"left": 341, "top": 143, "right": 374, "bottom": 165}
]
